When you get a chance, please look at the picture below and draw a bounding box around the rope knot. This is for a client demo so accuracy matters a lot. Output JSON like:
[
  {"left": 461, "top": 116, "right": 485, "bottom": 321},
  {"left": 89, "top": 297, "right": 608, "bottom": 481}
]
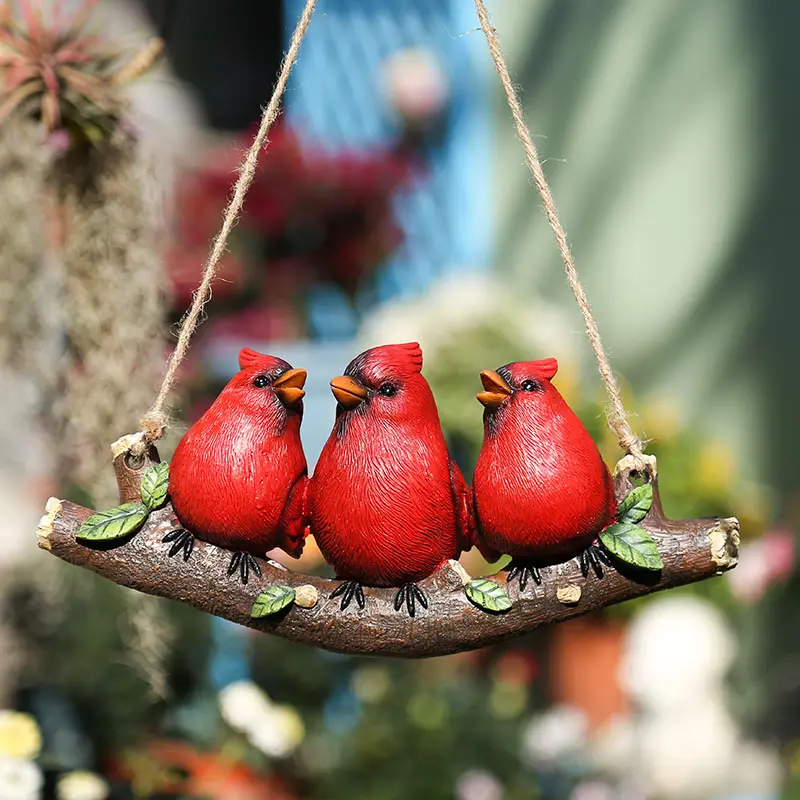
[{"left": 139, "top": 413, "right": 167, "bottom": 446}]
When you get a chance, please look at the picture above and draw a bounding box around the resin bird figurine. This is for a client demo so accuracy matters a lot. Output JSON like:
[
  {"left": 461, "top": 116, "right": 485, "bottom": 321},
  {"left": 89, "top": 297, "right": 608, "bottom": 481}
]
[
  {"left": 310, "top": 342, "right": 477, "bottom": 615},
  {"left": 166, "top": 348, "right": 310, "bottom": 583},
  {"left": 472, "top": 358, "right": 617, "bottom": 588}
]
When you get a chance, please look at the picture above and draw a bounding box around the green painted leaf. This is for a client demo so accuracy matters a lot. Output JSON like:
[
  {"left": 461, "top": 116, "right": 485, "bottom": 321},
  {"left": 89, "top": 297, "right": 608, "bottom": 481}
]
[
  {"left": 140, "top": 461, "right": 170, "bottom": 510},
  {"left": 76, "top": 502, "right": 149, "bottom": 543},
  {"left": 616, "top": 483, "right": 654, "bottom": 524},
  {"left": 465, "top": 578, "right": 512, "bottom": 613},
  {"left": 599, "top": 523, "right": 664, "bottom": 571},
  {"left": 251, "top": 585, "right": 296, "bottom": 618}
]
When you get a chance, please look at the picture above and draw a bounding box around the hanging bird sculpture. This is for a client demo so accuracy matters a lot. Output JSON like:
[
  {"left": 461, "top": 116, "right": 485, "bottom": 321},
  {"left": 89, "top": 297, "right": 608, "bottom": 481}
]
[
  {"left": 167, "top": 348, "right": 310, "bottom": 583},
  {"left": 473, "top": 358, "right": 617, "bottom": 588},
  {"left": 310, "top": 342, "right": 477, "bottom": 615}
]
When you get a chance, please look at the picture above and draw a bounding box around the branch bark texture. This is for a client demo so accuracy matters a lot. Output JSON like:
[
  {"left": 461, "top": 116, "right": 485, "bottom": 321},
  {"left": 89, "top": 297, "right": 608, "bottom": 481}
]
[{"left": 36, "top": 452, "right": 740, "bottom": 658}]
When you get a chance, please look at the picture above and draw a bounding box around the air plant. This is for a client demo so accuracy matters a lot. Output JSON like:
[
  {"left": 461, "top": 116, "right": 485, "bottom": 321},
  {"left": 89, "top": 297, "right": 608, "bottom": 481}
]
[{"left": 0, "top": 0, "right": 162, "bottom": 145}]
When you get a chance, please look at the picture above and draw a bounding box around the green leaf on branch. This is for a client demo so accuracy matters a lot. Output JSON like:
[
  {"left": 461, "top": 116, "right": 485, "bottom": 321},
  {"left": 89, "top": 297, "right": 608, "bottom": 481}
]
[
  {"left": 599, "top": 523, "right": 663, "bottom": 571},
  {"left": 251, "top": 585, "right": 296, "bottom": 618},
  {"left": 76, "top": 502, "right": 149, "bottom": 543},
  {"left": 140, "top": 461, "right": 170, "bottom": 510},
  {"left": 616, "top": 483, "right": 653, "bottom": 524},
  {"left": 465, "top": 578, "right": 512, "bottom": 613}
]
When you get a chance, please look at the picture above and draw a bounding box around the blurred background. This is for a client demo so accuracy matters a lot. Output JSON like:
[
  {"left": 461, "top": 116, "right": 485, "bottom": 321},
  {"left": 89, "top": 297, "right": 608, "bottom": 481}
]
[{"left": 0, "top": 0, "right": 798, "bottom": 798}]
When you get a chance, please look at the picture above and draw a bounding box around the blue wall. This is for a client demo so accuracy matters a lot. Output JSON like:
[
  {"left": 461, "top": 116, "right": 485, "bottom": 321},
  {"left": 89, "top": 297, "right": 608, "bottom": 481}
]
[{"left": 284, "top": 0, "right": 492, "bottom": 335}]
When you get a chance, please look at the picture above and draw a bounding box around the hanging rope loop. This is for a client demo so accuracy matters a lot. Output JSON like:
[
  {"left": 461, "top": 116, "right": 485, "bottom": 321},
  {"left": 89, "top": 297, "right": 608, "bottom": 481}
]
[
  {"left": 473, "top": 0, "right": 645, "bottom": 463},
  {"left": 130, "top": 0, "right": 318, "bottom": 455}
]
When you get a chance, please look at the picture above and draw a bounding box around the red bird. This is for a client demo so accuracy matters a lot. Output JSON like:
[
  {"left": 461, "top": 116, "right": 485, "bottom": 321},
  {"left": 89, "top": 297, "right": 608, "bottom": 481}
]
[
  {"left": 167, "top": 348, "right": 310, "bottom": 583},
  {"left": 472, "top": 358, "right": 617, "bottom": 588},
  {"left": 309, "top": 342, "right": 477, "bottom": 615}
]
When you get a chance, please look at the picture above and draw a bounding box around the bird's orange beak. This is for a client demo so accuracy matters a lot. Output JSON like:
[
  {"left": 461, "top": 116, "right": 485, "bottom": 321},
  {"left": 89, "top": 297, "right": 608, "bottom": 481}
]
[
  {"left": 477, "top": 370, "right": 512, "bottom": 409},
  {"left": 273, "top": 368, "right": 307, "bottom": 408},
  {"left": 330, "top": 375, "right": 368, "bottom": 409}
]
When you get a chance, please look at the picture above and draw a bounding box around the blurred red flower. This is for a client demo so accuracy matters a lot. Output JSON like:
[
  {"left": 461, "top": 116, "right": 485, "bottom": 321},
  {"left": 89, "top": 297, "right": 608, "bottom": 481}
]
[{"left": 167, "top": 122, "right": 418, "bottom": 326}]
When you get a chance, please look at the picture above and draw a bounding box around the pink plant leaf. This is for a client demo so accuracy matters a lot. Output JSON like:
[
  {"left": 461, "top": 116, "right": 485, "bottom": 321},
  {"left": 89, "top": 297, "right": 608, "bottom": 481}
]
[
  {"left": 41, "top": 63, "right": 58, "bottom": 96},
  {"left": 52, "top": 48, "right": 93, "bottom": 65},
  {"left": 2, "top": 62, "right": 38, "bottom": 92},
  {"left": 57, "top": 35, "right": 101, "bottom": 54},
  {"left": 18, "top": 0, "right": 44, "bottom": 42},
  {"left": 0, "top": 79, "right": 41, "bottom": 124},
  {"left": 0, "top": 29, "right": 35, "bottom": 57},
  {"left": 52, "top": 0, "right": 63, "bottom": 31}
]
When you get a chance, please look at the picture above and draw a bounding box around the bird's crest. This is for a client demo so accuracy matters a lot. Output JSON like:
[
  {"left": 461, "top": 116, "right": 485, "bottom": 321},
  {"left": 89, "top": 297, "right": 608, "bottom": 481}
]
[
  {"left": 237, "top": 348, "right": 290, "bottom": 375},
  {"left": 238, "top": 348, "right": 263, "bottom": 370},
  {"left": 347, "top": 342, "right": 424, "bottom": 380},
  {"left": 374, "top": 342, "right": 423, "bottom": 376},
  {"left": 500, "top": 357, "right": 559, "bottom": 384},
  {"left": 529, "top": 357, "right": 558, "bottom": 381},
  {"left": 394, "top": 342, "right": 424, "bottom": 374}
]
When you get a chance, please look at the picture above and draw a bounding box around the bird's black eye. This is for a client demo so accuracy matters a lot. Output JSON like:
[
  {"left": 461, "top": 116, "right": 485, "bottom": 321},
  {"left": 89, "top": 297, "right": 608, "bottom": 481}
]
[
  {"left": 521, "top": 379, "right": 539, "bottom": 392},
  {"left": 378, "top": 382, "right": 398, "bottom": 397},
  {"left": 253, "top": 375, "right": 270, "bottom": 388}
]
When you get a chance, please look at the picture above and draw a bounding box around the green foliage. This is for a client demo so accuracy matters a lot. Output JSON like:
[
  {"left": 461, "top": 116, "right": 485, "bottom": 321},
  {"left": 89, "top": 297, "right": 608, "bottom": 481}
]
[
  {"left": 599, "top": 523, "right": 664, "bottom": 571},
  {"left": 75, "top": 502, "right": 149, "bottom": 543},
  {"left": 140, "top": 461, "right": 169, "bottom": 510},
  {"left": 251, "top": 586, "right": 296, "bottom": 618},
  {"left": 616, "top": 483, "right": 654, "bottom": 524},
  {"left": 465, "top": 578, "right": 513, "bottom": 613}
]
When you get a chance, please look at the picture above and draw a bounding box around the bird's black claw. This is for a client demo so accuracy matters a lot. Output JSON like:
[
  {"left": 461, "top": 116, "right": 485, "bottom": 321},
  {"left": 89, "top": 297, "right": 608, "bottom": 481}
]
[
  {"left": 248, "top": 554, "right": 262, "bottom": 579},
  {"left": 506, "top": 562, "right": 541, "bottom": 591},
  {"left": 331, "top": 580, "right": 366, "bottom": 611},
  {"left": 227, "top": 552, "right": 242, "bottom": 578},
  {"left": 393, "top": 584, "right": 428, "bottom": 617},
  {"left": 580, "top": 544, "right": 611, "bottom": 579},
  {"left": 162, "top": 529, "right": 194, "bottom": 562},
  {"left": 226, "top": 552, "right": 262, "bottom": 585}
]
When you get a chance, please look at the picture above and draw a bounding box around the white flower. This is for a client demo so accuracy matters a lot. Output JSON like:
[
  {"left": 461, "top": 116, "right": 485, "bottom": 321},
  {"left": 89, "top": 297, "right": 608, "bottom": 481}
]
[
  {"left": 383, "top": 48, "right": 449, "bottom": 123},
  {"left": 219, "top": 680, "right": 274, "bottom": 735},
  {"left": 589, "top": 715, "right": 636, "bottom": 774},
  {"left": 619, "top": 596, "right": 734, "bottom": 712},
  {"left": 249, "top": 705, "right": 305, "bottom": 759},
  {"left": 455, "top": 768, "right": 503, "bottom": 800},
  {"left": 521, "top": 705, "right": 588, "bottom": 766},
  {"left": 218, "top": 681, "right": 304, "bottom": 759},
  {"left": 0, "top": 757, "right": 43, "bottom": 800},
  {"left": 634, "top": 700, "right": 738, "bottom": 800},
  {"left": 57, "top": 771, "right": 109, "bottom": 800},
  {"left": 0, "top": 711, "right": 42, "bottom": 760}
]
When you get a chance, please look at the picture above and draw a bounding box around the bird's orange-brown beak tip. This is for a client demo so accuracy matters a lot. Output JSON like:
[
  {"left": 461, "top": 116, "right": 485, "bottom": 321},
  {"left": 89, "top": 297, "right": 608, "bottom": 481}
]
[
  {"left": 477, "top": 370, "right": 512, "bottom": 409},
  {"left": 330, "top": 375, "right": 368, "bottom": 409},
  {"left": 273, "top": 368, "right": 307, "bottom": 390},
  {"left": 275, "top": 386, "right": 305, "bottom": 407},
  {"left": 274, "top": 368, "right": 307, "bottom": 408}
]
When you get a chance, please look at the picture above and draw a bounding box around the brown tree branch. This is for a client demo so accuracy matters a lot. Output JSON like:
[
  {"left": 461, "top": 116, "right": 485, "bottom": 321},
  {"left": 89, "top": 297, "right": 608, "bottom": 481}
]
[{"left": 35, "top": 446, "right": 739, "bottom": 658}]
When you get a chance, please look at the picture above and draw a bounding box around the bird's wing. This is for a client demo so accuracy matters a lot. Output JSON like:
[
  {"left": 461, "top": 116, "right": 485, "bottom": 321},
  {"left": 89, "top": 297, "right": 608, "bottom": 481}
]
[
  {"left": 450, "top": 459, "right": 501, "bottom": 562},
  {"left": 449, "top": 459, "right": 478, "bottom": 554},
  {"left": 277, "top": 473, "right": 311, "bottom": 558}
]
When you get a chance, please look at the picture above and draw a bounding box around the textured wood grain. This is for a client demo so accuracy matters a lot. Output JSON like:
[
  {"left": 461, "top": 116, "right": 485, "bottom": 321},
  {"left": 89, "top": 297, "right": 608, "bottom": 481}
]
[{"left": 36, "top": 453, "right": 739, "bottom": 658}]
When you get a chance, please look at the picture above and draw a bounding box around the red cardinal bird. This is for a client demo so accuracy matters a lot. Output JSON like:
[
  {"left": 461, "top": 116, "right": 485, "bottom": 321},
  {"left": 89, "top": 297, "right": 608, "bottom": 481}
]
[
  {"left": 167, "top": 348, "right": 310, "bottom": 583},
  {"left": 472, "top": 358, "right": 617, "bottom": 588},
  {"left": 309, "top": 342, "right": 477, "bottom": 615}
]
